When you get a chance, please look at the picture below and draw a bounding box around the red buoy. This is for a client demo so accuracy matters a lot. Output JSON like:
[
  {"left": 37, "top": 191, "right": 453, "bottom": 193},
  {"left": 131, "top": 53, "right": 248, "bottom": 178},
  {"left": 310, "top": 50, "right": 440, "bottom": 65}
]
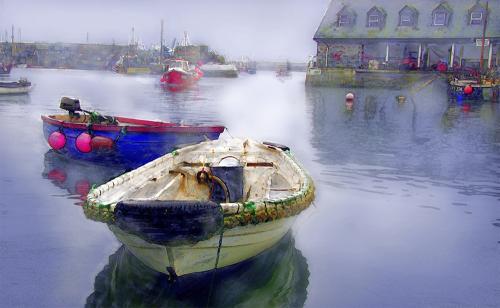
[
  {"left": 464, "top": 85, "right": 473, "bottom": 95},
  {"left": 75, "top": 133, "right": 92, "bottom": 153}
]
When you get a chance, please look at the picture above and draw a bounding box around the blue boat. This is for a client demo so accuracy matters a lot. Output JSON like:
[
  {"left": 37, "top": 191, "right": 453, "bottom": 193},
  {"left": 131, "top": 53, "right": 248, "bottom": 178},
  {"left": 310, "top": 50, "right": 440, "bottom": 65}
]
[{"left": 42, "top": 97, "right": 225, "bottom": 168}]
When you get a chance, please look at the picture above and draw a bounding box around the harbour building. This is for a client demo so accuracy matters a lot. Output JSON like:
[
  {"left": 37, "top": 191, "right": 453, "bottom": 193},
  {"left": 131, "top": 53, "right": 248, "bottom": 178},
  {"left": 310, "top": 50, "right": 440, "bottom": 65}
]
[{"left": 312, "top": 0, "right": 499, "bottom": 71}]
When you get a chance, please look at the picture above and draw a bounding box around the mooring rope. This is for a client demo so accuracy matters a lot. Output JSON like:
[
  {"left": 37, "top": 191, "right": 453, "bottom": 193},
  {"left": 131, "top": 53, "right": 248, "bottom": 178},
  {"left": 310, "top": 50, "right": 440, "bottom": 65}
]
[{"left": 206, "top": 208, "right": 225, "bottom": 308}]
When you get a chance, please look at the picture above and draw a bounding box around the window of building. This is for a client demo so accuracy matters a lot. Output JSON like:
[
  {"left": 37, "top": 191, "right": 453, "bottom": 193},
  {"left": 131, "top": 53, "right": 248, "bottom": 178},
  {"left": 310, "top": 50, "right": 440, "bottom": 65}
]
[
  {"left": 338, "top": 14, "right": 350, "bottom": 26},
  {"left": 470, "top": 12, "right": 483, "bottom": 25},
  {"left": 468, "top": 3, "right": 486, "bottom": 25},
  {"left": 432, "top": 3, "right": 451, "bottom": 26},
  {"left": 368, "top": 15, "right": 380, "bottom": 27},
  {"left": 399, "top": 6, "right": 418, "bottom": 27},
  {"left": 337, "top": 6, "right": 355, "bottom": 27},
  {"left": 366, "top": 6, "right": 385, "bottom": 28},
  {"left": 433, "top": 12, "right": 446, "bottom": 26}
]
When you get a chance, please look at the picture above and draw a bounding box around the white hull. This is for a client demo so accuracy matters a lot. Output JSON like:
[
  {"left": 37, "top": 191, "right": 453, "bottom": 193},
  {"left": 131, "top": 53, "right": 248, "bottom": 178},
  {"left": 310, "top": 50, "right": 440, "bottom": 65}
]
[
  {"left": 110, "top": 217, "right": 295, "bottom": 276},
  {"left": 0, "top": 86, "right": 31, "bottom": 94}
]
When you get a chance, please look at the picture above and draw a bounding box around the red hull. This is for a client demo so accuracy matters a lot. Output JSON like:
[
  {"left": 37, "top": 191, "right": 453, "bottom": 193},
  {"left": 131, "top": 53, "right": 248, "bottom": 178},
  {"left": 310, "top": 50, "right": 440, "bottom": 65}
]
[{"left": 160, "top": 68, "right": 202, "bottom": 91}]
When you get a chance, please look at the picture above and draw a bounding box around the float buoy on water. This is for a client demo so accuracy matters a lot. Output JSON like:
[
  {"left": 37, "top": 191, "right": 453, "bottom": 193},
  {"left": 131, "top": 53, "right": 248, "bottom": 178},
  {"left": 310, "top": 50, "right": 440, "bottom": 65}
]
[
  {"left": 345, "top": 92, "right": 354, "bottom": 110},
  {"left": 464, "top": 85, "right": 473, "bottom": 95}
]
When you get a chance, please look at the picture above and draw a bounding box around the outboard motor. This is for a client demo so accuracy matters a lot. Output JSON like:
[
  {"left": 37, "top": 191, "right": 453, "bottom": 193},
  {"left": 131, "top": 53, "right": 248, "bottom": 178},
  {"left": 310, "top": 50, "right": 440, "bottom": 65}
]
[
  {"left": 60, "top": 97, "right": 83, "bottom": 118},
  {"left": 210, "top": 156, "right": 244, "bottom": 203}
]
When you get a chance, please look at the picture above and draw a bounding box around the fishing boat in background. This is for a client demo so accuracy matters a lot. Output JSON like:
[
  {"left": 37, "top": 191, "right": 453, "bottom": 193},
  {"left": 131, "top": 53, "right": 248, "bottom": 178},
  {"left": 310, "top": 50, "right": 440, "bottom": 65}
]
[
  {"left": 160, "top": 59, "right": 203, "bottom": 91},
  {"left": 276, "top": 61, "right": 291, "bottom": 79},
  {"left": 0, "top": 62, "right": 12, "bottom": 75},
  {"left": 0, "top": 78, "right": 32, "bottom": 94},
  {"left": 42, "top": 97, "right": 225, "bottom": 168},
  {"left": 448, "top": 68, "right": 499, "bottom": 101},
  {"left": 85, "top": 138, "right": 315, "bottom": 278}
]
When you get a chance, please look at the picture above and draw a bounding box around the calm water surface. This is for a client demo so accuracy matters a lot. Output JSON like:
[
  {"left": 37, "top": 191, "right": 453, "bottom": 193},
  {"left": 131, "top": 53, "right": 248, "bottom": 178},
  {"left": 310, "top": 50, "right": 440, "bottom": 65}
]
[{"left": 0, "top": 69, "right": 499, "bottom": 307}]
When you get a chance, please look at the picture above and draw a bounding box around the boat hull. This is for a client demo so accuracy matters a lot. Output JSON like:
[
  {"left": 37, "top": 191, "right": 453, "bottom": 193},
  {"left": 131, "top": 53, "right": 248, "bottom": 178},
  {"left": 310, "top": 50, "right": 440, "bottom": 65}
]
[
  {"left": 42, "top": 116, "right": 224, "bottom": 168},
  {"left": 160, "top": 69, "right": 199, "bottom": 92},
  {"left": 0, "top": 85, "right": 31, "bottom": 94},
  {"left": 109, "top": 216, "right": 295, "bottom": 277}
]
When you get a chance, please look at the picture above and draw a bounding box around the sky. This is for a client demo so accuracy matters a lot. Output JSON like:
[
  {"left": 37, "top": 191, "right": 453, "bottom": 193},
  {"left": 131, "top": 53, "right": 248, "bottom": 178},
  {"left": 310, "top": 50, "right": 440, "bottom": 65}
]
[{"left": 0, "top": 0, "right": 330, "bottom": 62}]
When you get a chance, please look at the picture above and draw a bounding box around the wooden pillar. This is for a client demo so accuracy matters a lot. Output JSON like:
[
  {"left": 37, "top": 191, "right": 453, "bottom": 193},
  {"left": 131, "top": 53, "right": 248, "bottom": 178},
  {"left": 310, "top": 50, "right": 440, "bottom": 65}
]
[
  {"left": 385, "top": 43, "right": 389, "bottom": 62},
  {"left": 459, "top": 45, "right": 464, "bottom": 68},
  {"left": 325, "top": 45, "right": 329, "bottom": 68},
  {"left": 417, "top": 44, "right": 422, "bottom": 68},
  {"left": 487, "top": 43, "right": 493, "bottom": 69},
  {"left": 450, "top": 43, "right": 455, "bottom": 68}
]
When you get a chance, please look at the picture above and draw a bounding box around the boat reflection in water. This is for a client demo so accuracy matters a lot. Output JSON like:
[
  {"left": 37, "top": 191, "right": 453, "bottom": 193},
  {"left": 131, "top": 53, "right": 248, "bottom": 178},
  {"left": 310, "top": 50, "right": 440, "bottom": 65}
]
[
  {"left": 42, "top": 150, "right": 128, "bottom": 203},
  {"left": 85, "top": 230, "right": 309, "bottom": 307}
]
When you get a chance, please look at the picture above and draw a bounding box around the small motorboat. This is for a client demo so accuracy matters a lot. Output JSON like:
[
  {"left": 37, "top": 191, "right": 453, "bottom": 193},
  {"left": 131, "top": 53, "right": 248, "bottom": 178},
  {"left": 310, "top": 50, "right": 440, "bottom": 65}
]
[
  {"left": 85, "top": 138, "right": 315, "bottom": 278},
  {"left": 160, "top": 59, "right": 202, "bottom": 91},
  {"left": 0, "top": 78, "right": 32, "bottom": 94},
  {"left": 42, "top": 97, "right": 225, "bottom": 168}
]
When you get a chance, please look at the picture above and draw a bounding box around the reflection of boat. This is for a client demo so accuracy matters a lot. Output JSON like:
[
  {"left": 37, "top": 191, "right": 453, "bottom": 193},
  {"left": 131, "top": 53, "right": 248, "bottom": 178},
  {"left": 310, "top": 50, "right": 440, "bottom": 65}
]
[
  {"left": 160, "top": 59, "right": 202, "bottom": 91},
  {"left": 86, "top": 138, "right": 314, "bottom": 277},
  {"left": 42, "top": 150, "right": 127, "bottom": 202},
  {"left": 0, "top": 78, "right": 32, "bottom": 94},
  {"left": 42, "top": 97, "right": 225, "bottom": 168},
  {"left": 85, "top": 232, "right": 308, "bottom": 307}
]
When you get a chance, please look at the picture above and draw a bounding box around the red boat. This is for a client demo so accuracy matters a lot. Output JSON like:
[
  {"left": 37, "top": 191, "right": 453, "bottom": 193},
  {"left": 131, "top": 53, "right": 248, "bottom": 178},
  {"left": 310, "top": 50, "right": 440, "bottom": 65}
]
[{"left": 160, "top": 59, "right": 203, "bottom": 91}]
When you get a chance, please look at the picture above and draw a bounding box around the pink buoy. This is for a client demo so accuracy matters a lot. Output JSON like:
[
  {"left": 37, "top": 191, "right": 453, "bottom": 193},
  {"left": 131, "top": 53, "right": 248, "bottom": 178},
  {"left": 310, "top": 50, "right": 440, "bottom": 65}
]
[
  {"left": 76, "top": 132, "right": 92, "bottom": 153},
  {"left": 48, "top": 131, "right": 66, "bottom": 150}
]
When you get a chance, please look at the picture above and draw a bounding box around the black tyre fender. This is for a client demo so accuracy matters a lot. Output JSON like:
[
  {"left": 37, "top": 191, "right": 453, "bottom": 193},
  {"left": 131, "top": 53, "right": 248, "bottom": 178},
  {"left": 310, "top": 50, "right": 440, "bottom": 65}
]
[{"left": 114, "top": 200, "right": 223, "bottom": 245}]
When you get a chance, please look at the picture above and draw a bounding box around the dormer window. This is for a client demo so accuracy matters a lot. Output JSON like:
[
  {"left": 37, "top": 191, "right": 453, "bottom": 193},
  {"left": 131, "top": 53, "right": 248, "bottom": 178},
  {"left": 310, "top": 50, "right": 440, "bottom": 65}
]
[
  {"left": 368, "top": 15, "right": 380, "bottom": 27},
  {"left": 399, "top": 6, "right": 418, "bottom": 27},
  {"left": 337, "top": 6, "right": 355, "bottom": 27},
  {"left": 338, "top": 14, "right": 350, "bottom": 26},
  {"left": 470, "top": 12, "right": 483, "bottom": 25},
  {"left": 432, "top": 2, "right": 451, "bottom": 26},
  {"left": 366, "top": 6, "right": 386, "bottom": 29},
  {"left": 433, "top": 12, "right": 446, "bottom": 25},
  {"left": 468, "top": 3, "right": 486, "bottom": 25}
]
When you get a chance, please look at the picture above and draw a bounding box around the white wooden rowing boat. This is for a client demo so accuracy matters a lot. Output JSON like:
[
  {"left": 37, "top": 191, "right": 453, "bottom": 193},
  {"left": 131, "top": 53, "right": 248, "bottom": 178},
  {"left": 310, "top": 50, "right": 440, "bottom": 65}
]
[{"left": 86, "top": 138, "right": 314, "bottom": 277}]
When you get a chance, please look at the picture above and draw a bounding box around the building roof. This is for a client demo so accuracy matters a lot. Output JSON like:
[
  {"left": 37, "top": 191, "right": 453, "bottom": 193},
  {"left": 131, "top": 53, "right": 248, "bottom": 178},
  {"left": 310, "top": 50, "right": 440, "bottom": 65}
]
[{"left": 314, "top": 0, "right": 499, "bottom": 41}]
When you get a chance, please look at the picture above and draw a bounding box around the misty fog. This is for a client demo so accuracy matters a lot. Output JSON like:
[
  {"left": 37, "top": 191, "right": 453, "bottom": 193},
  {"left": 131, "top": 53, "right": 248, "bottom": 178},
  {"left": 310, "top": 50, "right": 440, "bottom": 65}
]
[{"left": 0, "top": 0, "right": 330, "bottom": 61}]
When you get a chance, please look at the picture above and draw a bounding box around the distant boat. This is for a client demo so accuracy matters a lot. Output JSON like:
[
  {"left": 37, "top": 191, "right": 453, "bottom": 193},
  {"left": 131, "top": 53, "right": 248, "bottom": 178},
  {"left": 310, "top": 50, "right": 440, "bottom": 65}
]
[
  {"left": 42, "top": 97, "right": 225, "bottom": 168},
  {"left": 0, "top": 63, "right": 13, "bottom": 75},
  {"left": 448, "top": 69, "right": 499, "bottom": 101},
  {"left": 276, "top": 61, "right": 291, "bottom": 79},
  {"left": 160, "top": 59, "right": 202, "bottom": 91},
  {"left": 0, "top": 78, "right": 32, "bottom": 95},
  {"left": 86, "top": 138, "right": 315, "bottom": 277}
]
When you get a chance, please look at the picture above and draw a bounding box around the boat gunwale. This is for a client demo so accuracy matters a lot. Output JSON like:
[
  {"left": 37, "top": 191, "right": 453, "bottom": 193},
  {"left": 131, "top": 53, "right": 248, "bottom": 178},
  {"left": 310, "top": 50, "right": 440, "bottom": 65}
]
[
  {"left": 85, "top": 140, "right": 315, "bottom": 228},
  {"left": 41, "top": 115, "right": 225, "bottom": 133}
]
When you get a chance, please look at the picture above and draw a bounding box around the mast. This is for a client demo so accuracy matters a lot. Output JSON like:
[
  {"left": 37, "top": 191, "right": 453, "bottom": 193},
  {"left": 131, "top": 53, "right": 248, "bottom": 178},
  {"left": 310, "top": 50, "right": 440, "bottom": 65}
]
[
  {"left": 11, "top": 24, "right": 15, "bottom": 59},
  {"left": 479, "top": 1, "right": 488, "bottom": 72},
  {"left": 160, "top": 19, "right": 164, "bottom": 63}
]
